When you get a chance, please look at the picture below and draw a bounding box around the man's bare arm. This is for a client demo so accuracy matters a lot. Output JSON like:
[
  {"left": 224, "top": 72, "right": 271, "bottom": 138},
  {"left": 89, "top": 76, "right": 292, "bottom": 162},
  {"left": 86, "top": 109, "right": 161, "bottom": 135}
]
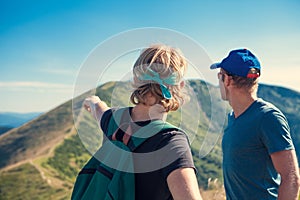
[{"left": 271, "top": 149, "right": 300, "bottom": 200}]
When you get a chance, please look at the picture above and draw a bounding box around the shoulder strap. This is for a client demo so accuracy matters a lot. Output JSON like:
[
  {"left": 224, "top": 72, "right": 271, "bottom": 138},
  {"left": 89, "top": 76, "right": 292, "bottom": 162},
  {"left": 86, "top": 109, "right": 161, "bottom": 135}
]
[
  {"left": 127, "top": 120, "right": 180, "bottom": 151},
  {"left": 106, "top": 107, "right": 130, "bottom": 138},
  {"left": 106, "top": 107, "right": 183, "bottom": 151}
]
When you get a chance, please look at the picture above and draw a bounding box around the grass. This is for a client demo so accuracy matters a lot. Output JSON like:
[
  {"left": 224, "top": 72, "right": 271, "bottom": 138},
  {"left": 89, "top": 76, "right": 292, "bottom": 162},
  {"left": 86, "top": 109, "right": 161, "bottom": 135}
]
[
  {"left": 0, "top": 100, "right": 74, "bottom": 169},
  {"left": 0, "top": 163, "right": 66, "bottom": 200},
  {"left": 46, "top": 134, "right": 91, "bottom": 182}
]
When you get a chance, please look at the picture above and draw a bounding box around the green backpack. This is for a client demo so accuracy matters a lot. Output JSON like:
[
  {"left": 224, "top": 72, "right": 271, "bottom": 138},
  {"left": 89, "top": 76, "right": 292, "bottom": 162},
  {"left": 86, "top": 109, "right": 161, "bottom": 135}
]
[{"left": 71, "top": 107, "right": 180, "bottom": 200}]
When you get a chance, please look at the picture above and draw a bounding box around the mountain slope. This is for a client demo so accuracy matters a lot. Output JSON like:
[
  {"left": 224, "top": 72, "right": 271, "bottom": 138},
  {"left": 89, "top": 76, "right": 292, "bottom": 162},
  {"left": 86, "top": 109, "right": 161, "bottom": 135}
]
[
  {"left": 0, "top": 101, "right": 74, "bottom": 169},
  {"left": 0, "top": 80, "right": 300, "bottom": 200}
]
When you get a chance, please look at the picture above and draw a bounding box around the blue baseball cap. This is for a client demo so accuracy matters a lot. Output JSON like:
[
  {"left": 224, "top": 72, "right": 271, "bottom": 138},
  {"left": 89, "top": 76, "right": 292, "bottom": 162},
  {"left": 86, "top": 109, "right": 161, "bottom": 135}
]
[{"left": 210, "top": 49, "right": 261, "bottom": 78}]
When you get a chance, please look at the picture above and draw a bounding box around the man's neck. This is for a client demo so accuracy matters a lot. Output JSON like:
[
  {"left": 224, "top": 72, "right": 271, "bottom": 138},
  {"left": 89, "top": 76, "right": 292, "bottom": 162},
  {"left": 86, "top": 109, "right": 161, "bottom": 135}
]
[{"left": 228, "top": 90, "right": 257, "bottom": 118}]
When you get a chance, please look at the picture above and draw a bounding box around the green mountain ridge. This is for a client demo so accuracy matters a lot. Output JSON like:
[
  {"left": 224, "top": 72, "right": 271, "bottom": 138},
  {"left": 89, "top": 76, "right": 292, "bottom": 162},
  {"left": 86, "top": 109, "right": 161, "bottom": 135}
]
[{"left": 0, "top": 80, "right": 299, "bottom": 199}]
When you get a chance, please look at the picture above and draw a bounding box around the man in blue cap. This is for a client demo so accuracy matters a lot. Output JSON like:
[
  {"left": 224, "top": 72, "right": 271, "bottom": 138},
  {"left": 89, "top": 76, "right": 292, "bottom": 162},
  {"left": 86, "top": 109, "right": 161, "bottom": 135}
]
[{"left": 210, "top": 48, "right": 300, "bottom": 199}]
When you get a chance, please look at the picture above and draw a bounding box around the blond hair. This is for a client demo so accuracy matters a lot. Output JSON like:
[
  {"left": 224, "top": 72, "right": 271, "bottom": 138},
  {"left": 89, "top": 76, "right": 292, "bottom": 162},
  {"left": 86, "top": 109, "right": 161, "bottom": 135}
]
[{"left": 130, "top": 44, "right": 187, "bottom": 112}]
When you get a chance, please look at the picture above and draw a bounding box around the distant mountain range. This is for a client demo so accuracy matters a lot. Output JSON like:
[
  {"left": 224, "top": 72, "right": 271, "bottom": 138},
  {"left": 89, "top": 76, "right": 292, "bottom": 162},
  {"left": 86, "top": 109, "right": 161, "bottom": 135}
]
[
  {"left": 0, "top": 112, "right": 42, "bottom": 127},
  {"left": 0, "top": 112, "right": 42, "bottom": 135},
  {"left": 0, "top": 80, "right": 299, "bottom": 200}
]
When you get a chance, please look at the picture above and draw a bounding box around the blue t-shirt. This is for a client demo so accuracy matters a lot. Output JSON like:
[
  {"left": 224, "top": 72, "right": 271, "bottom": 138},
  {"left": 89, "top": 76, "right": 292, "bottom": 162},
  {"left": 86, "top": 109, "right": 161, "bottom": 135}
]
[{"left": 222, "top": 98, "right": 294, "bottom": 200}]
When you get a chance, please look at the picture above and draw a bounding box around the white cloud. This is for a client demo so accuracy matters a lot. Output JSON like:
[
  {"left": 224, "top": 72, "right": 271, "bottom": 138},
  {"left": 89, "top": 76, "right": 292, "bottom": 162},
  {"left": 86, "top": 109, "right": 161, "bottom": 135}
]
[
  {"left": 41, "top": 68, "right": 78, "bottom": 76},
  {"left": 0, "top": 81, "right": 73, "bottom": 92},
  {"left": 0, "top": 81, "right": 75, "bottom": 112}
]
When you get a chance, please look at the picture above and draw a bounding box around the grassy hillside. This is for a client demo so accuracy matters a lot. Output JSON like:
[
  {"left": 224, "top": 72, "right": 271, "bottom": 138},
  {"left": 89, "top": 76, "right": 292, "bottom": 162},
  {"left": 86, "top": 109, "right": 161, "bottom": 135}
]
[
  {"left": 0, "top": 80, "right": 300, "bottom": 200},
  {"left": 0, "top": 100, "right": 74, "bottom": 169},
  {"left": 0, "top": 163, "right": 66, "bottom": 200}
]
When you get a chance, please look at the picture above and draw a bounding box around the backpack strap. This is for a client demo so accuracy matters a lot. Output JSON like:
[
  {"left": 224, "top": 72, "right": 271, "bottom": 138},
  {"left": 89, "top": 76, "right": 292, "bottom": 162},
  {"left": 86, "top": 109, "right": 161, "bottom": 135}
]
[
  {"left": 127, "top": 120, "right": 180, "bottom": 151},
  {"left": 106, "top": 107, "right": 183, "bottom": 151},
  {"left": 106, "top": 107, "right": 130, "bottom": 138}
]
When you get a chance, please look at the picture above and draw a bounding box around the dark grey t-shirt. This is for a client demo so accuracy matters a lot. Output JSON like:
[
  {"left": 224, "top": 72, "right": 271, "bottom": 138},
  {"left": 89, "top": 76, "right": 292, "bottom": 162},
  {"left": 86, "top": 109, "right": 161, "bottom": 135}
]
[{"left": 101, "top": 108, "right": 196, "bottom": 200}]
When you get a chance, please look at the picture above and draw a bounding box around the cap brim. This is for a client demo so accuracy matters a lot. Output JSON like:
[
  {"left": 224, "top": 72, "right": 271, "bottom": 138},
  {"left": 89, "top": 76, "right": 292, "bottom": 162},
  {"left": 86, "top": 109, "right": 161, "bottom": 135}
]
[{"left": 210, "top": 63, "right": 221, "bottom": 70}]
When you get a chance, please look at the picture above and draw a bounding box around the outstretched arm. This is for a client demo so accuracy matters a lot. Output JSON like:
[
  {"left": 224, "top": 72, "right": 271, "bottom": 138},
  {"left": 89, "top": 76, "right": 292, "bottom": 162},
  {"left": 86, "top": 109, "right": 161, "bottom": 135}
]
[
  {"left": 167, "top": 167, "right": 203, "bottom": 200},
  {"left": 271, "top": 149, "right": 300, "bottom": 200},
  {"left": 83, "top": 96, "right": 110, "bottom": 123}
]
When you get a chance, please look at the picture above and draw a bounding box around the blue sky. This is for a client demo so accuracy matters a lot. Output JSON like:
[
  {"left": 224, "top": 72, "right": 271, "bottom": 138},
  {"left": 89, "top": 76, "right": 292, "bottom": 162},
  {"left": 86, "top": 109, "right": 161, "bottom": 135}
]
[{"left": 0, "top": 0, "right": 299, "bottom": 112}]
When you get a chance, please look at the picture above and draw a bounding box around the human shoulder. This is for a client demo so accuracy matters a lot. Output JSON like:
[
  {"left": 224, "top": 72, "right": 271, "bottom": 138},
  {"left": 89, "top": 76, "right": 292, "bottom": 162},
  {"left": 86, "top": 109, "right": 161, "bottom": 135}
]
[
  {"left": 254, "top": 99, "right": 288, "bottom": 129},
  {"left": 257, "top": 99, "right": 293, "bottom": 153},
  {"left": 255, "top": 98, "right": 288, "bottom": 123},
  {"left": 156, "top": 128, "right": 189, "bottom": 144},
  {"left": 136, "top": 125, "right": 189, "bottom": 153},
  {"left": 256, "top": 98, "right": 284, "bottom": 114},
  {"left": 100, "top": 107, "right": 130, "bottom": 133}
]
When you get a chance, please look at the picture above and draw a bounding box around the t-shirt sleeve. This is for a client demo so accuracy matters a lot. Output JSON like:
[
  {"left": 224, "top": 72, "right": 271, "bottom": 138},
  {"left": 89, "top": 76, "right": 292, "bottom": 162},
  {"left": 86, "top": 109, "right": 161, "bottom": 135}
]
[
  {"left": 158, "top": 131, "right": 196, "bottom": 180},
  {"left": 100, "top": 109, "right": 113, "bottom": 133},
  {"left": 260, "top": 110, "right": 294, "bottom": 154}
]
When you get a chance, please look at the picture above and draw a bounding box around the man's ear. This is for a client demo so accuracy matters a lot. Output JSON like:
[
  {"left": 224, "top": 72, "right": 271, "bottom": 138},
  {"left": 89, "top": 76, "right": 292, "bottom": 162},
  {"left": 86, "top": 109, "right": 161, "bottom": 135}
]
[{"left": 223, "top": 74, "right": 231, "bottom": 87}]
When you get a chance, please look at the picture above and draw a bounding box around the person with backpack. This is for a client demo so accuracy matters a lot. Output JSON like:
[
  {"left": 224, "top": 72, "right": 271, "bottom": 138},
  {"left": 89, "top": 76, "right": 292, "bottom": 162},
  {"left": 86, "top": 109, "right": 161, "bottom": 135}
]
[
  {"left": 210, "top": 48, "right": 300, "bottom": 199},
  {"left": 72, "top": 44, "right": 203, "bottom": 200}
]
